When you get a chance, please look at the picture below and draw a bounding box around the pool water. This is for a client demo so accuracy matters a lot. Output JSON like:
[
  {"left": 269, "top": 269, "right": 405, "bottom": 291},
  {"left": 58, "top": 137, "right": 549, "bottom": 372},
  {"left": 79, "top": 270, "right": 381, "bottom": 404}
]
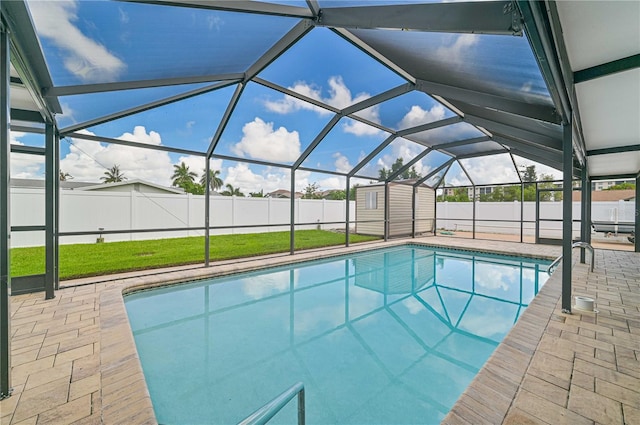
[{"left": 125, "top": 245, "right": 550, "bottom": 424}]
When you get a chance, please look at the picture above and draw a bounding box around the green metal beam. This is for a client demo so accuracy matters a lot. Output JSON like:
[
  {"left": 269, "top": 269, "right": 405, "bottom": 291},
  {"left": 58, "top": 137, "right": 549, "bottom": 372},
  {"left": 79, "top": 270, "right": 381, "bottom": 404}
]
[
  {"left": 10, "top": 108, "right": 44, "bottom": 123},
  {"left": 586, "top": 144, "right": 640, "bottom": 156},
  {"left": 318, "top": 1, "right": 523, "bottom": 35},
  {"left": 574, "top": 54, "right": 640, "bottom": 84}
]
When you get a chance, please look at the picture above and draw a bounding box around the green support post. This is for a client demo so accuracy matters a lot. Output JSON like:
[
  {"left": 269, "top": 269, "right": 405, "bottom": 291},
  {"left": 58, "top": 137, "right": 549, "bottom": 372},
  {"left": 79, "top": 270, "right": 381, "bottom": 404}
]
[
  {"left": 636, "top": 175, "right": 640, "bottom": 253},
  {"left": 54, "top": 133, "right": 60, "bottom": 290},
  {"left": 345, "top": 176, "right": 350, "bottom": 247},
  {"left": 1, "top": 23, "right": 12, "bottom": 399},
  {"left": 290, "top": 170, "right": 295, "bottom": 254},
  {"left": 561, "top": 123, "right": 573, "bottom": 313},
  {"left": 45, "top": 123, "right": 55, "bottom": 300},
  {"left": 204, "top": 158, "right": 210, "bottom": 267},
  {"left": 580, "top": 168, "right": 589, "bottom": 263}
]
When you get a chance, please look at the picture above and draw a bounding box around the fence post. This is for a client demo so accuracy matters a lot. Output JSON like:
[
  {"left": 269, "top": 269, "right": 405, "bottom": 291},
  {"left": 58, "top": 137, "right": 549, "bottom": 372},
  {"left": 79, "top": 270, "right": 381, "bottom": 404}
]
[{"left": 130, "top": 190, "right": 136, "bottom": 241}]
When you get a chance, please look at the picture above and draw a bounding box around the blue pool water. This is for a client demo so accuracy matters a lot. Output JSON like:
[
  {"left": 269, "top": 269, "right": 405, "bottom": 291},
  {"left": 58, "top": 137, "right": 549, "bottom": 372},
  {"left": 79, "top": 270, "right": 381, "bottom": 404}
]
[{"left": 125, "top": 245, "right": 550, "bottom": 424}]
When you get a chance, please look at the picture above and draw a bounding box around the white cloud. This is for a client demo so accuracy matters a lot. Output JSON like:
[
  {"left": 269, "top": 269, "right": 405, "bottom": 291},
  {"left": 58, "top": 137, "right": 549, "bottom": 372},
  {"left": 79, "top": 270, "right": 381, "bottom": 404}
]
[
  {"left": 206, "top": 15, "right": 224, "bottom": 31},
  {"left": 10, "top": 131, "right": 26, "bottom": 145},
  {"left": 223, "top": 163, "right": 313, "bottom": 195},
  {"left": 333, "top": 153, "right": 352, "bottom": 174},
  {"left": 459, "top": 155, "right": 521, "bottom": 185},
  {"left": 28, "top": 1, "right": 126, "bottom": 83},
  {"left": 436, "top": 34, "right": 479, "bottom": 64},
  {"left": 397, "top": 104, "right": 446, "bottom": 129},
  {"left": 265, "top": 76, "right": 379, "bottom": 123},
  {"left": 59, "top": 126, "right": 201, "bottom": 186},
  {"left": 317, "top": 176, "right": 344, "bottom": 190},
  {"left": 375, "top": 138, "right": 432, "bottom": 178},
  {"left": 240, "top": 270, "right": 296, "bottom": 300},
  {"left": 57, "top": 102, "right": 77, "bottom": 126},
  {"left": 474, "top": 264, "right": 518, "bottom": 292},
  {"left": 9, "top": 132, "right": 45, "bottom": 178},
  {"left": 402, "top": 297, "right": 425, "bottom": 315},
  {"left": 343, "top": 117, "right": 381, "bottom": 137},
  {"left": 231, "top": 117, "right": 301, "bottom": 162},
  {"left": 118, "top": 7, "right": 129, "bottom": 24},
  {"left": 514, "top": 156, "right": 562, "bottom": 180}
]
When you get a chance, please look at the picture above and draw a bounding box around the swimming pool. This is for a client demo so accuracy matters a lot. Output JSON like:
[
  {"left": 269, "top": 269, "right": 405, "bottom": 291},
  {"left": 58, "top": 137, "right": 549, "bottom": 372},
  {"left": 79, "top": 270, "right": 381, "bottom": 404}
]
[{"left": 125, "top": 245, "right": 550, "bottom": 424}]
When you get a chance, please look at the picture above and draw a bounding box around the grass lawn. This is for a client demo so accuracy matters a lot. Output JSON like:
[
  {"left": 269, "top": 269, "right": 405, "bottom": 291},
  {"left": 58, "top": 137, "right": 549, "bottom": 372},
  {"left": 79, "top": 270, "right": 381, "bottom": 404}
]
[{"left": 11, "top": 230, "right": 380, "bottom": 280}]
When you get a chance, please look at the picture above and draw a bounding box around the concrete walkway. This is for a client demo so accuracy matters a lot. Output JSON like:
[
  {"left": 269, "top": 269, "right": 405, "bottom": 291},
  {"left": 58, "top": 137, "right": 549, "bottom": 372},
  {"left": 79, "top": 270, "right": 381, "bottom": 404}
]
[{"left": 1, "top": 238, "right": 638, "bottom": 424}]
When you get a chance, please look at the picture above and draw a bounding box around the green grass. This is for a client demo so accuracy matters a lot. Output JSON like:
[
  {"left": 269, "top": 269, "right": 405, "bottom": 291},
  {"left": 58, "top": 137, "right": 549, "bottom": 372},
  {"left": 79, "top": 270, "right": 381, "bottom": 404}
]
[{"left": 11, "top": 230, "right": 380, "bottom": 280}]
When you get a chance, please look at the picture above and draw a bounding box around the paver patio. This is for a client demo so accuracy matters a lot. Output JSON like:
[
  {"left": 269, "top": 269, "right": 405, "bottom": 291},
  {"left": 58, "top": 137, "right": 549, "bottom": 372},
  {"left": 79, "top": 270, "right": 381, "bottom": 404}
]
[{"left": 1, "top": 237, "right": 638, "bottom": 424}]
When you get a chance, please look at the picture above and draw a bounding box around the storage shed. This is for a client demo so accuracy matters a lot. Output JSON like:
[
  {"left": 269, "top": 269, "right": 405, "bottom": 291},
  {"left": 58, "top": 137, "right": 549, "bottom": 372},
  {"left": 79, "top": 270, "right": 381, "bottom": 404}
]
[{"left": 355, "top": 181, "right": 435, "bottom": 237}]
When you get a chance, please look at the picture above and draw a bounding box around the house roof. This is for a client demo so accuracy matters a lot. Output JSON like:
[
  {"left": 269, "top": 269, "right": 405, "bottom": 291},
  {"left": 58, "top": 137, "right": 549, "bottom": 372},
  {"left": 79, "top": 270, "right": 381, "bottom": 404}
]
[
  {"left": 267, "top": 189, "right": 303, "bottom": 199},
  {"left": 11, "top": 178, "right": 94, "bottom": 190},
  {"left": 75, "top": 179, "right": 184, "bottom": 194},
  {"left": 572, "top": 189, "right": 635, "bottom": 202}
]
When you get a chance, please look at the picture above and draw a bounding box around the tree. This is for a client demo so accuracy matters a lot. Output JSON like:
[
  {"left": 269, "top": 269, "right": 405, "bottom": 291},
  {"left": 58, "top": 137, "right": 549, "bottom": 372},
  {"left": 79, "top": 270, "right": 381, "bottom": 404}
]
[
  {"left": 249, "top": 189, "right": 264, "bottom": 197},
  {"left": 182, "top": 181, "right": 205, "bottom": 195},
  {"left": 437, "top": 187, "right": 469, "bottom": 202},
  {"left": 520, "top": 165, "right": 538, "bottom": 182},
  {"left": 171, "top": 162, "right": 197, "bottom": 189},
  {"left": 606, "top": 182, "right": 635, "bottom": 190},
  {"left": 379, "top": 157, "right": 421, "bottom": 181},
  {"left": 538, "top": 173, "right": 560, "bottom": 201},
  {"left": 326, "top": 190, "right": 346, "bottom": 200},
  {"left": 221, "top": 183, "right": 244, "bottom": 197},
  {"left": 200, "top": 169, "right": 224, "bottom": 192},
  {"left": 302, "top": 183, "right": 322, "bottom": 199},
  {"left": 101, "top": 165, "right": 126, "bottom": 183},
  {"left": 349, "top": 184, "right": 359, "bottom": 200},
  {"left": 59, "top": 171, "right": 73, "bottom": 181}
]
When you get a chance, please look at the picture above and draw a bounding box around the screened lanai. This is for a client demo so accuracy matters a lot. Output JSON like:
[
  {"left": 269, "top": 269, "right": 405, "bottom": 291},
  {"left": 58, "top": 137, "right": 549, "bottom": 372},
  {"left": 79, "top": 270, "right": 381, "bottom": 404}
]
[{"left": 1, "top": 0, "right": 639, "bottom": 403}]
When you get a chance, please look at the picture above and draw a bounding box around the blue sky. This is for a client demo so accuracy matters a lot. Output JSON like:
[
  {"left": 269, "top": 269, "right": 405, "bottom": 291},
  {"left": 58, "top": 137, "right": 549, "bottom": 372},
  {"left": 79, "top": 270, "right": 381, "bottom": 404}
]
[{"left": 10, "top": 0, "right": 562, "bottom": 192}]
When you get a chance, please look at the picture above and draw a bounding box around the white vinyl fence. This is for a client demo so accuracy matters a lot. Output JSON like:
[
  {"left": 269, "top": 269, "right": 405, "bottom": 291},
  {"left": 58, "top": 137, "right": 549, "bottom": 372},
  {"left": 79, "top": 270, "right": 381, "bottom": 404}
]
[
  {"left": 10, "top": 188, "right": 355, "bottom": 247},
  {"left": 437, "top": 200, "right": 636, "bottom": 239},
  {"left": 11, "top": 188, "right": 636, "bottom": 247}
]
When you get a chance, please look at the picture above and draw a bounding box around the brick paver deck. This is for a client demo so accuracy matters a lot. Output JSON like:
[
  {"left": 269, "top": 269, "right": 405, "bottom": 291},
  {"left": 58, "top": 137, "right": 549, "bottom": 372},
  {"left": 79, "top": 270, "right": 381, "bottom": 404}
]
[{"left": 1, "top": 238, "right": 638, "bottom": 424}]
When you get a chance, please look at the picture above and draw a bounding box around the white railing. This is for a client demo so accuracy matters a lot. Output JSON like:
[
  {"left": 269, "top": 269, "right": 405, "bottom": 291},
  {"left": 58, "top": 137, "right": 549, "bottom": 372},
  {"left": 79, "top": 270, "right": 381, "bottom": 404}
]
[{"left": 238, "top": 382, "right": 305, "bottom": 425}]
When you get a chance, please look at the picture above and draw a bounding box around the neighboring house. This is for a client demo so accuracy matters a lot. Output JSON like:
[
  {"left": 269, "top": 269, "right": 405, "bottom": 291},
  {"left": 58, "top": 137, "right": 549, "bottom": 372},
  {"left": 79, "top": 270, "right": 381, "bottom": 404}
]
[
  {"left": 266, "top": 189, "right": 303, "bottom": 199},
  {"left": 355, "top": 181, "right": 435, "bottom": 237},
  {"left": 76, "top": 179, "right": 184, "bottom": 194}
]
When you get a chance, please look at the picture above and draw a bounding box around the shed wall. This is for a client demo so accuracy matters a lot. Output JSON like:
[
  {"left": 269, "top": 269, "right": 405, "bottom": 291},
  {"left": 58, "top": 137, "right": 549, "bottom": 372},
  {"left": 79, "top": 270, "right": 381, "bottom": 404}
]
[
  {"left": 355, "top": 184, "right": 435, "bottom": 237},
  {"left": 355, "top": 185, "right": 385, "bottom": 235}
]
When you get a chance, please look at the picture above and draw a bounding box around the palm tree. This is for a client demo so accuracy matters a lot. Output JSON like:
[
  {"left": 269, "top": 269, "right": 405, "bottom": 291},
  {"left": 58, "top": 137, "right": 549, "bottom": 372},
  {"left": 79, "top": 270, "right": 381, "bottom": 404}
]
[
  {"left": 200, "top": 169, "right": 223, "bottom": 192},
  {"left": 171, "top": 162, "right": 197, "bottom": 188},
  {"left": 221, "top": 183, "right": 244, "bottom": 197},
  {"left": 101, "top": 165, "right": 126, "bottom": 183}
]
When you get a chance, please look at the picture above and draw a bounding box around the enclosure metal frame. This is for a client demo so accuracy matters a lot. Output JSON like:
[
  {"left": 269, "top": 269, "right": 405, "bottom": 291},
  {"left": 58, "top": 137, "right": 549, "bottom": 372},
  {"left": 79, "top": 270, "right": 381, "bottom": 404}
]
[{"left": 1, "top": 0, "right": 636, "bottom": 401}]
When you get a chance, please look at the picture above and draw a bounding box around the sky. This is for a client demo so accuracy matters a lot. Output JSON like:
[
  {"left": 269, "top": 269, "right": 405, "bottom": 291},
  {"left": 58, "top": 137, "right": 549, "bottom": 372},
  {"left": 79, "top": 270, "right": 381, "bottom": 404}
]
[{"left": 10, "top": 0, "right": 563, "bottom": 194}]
